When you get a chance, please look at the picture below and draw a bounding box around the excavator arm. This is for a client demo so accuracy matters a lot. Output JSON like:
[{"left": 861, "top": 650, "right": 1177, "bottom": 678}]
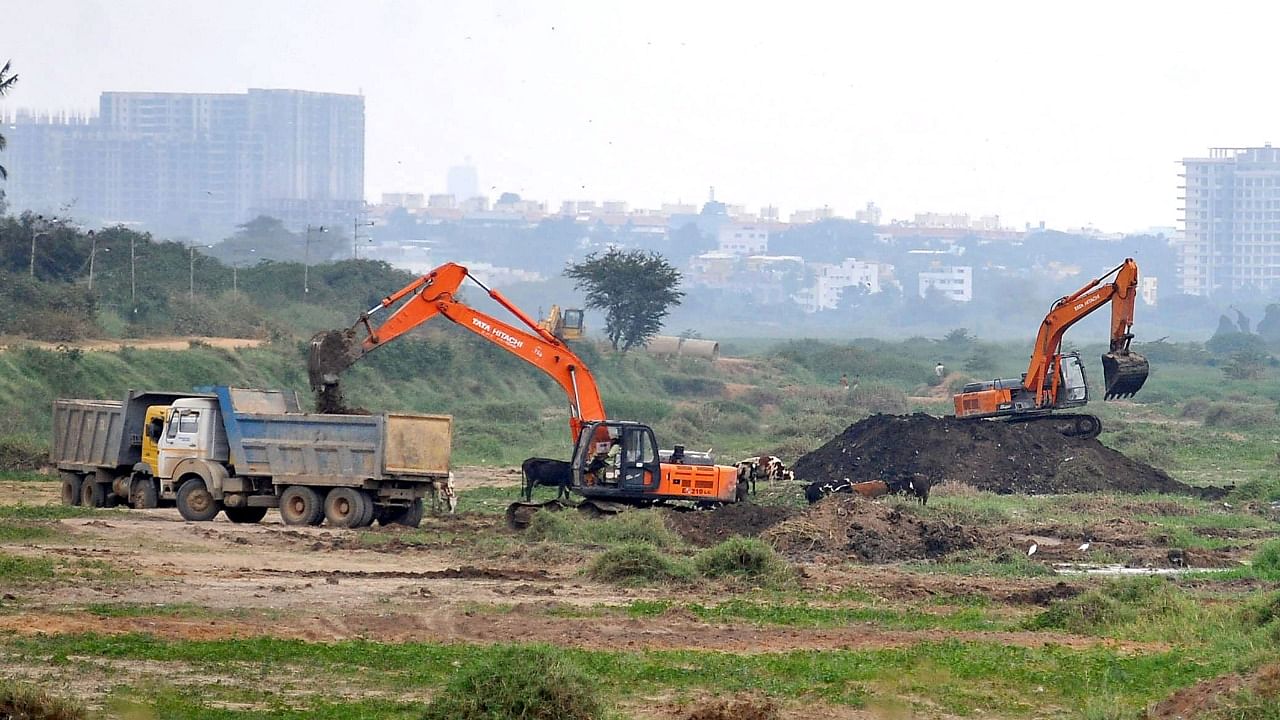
[
  {"left": 1023, "top": 258, "right": 1147, "bottom": 402},
  {"left": 309, "top": 262, "right": 606, "bottom": 439}
]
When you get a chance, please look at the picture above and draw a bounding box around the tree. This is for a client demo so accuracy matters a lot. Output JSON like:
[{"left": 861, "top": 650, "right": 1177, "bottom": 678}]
[
  {"left": 0, "top": 60, "right": 18, "bottom": 181},
  {"left": 565, "top": 248, "right": 684, "bottom": 352}
]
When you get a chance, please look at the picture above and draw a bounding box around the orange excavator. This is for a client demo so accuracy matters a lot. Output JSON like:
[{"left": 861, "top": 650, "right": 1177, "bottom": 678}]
[
  {"left": 307, "top": 262, "right": 744, "bottom": 524},
  {"left": 952, "top": 258, "right": 1149, "bottom": 438}
]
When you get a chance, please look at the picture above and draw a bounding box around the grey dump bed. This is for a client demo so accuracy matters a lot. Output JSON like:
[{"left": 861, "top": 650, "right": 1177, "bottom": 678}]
[{"left": 51, "top": 391, "right": 206, "bottom": 471}]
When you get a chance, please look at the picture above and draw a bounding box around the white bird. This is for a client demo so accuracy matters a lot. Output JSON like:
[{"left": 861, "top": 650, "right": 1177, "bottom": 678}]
[
  {"left": 1078, "top": 542, "right": 1091, "bottom": 552},
  {"left": 1027, "top": 543, "right": 1038, "bottom": 557}
]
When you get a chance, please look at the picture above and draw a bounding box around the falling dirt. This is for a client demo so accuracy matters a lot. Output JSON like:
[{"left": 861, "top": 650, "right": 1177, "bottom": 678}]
[
  {"left": 792, "top": 413, "right": 1202, "bottom": 496},
  {"left": 665, "top": 503, "right": 795, "bottom": 547},
  {"left": 762, "top": 494, "right": 978, "bottom": 563}
]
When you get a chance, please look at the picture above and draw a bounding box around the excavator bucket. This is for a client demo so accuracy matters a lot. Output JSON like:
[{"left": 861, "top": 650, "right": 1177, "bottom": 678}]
[
  {"left": 1101, "top": 350, "right": 1149, "bottom": 399},
  {"left": 308, "top": 329, "right": 362, "bottom": 391}
]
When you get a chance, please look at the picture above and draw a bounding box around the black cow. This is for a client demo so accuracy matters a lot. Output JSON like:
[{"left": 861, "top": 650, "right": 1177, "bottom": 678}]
[{"left": 521, "top": 457, "right": 573, "bottom": 501}]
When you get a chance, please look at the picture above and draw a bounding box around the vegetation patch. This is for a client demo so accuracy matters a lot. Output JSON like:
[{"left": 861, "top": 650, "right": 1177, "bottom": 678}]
[
  {"left": 420, "top": 644, "right": 605, "bottom": 720},
  {"left": 0, "top": 552, "right": 56, "bottom": 583},
  {"left": 0, "top": 681, "right": 85, "bottom": 720},
  {"left": 527, "top": 509, "right": 683, "bottom": 549},
  {"left": 693, "top": 537, "right": 791, "bottom": 585},
  {"left": 586, "top": 543, "right": 693, "bottom": 585}
]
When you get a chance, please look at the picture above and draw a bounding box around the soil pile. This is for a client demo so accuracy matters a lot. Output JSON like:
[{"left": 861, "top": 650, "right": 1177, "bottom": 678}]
[
  {"left": 761, "top": 494, "right": 978, "bottom": 563},
  {"left": 792, "top": 413, "right": 1195, "bottom": 495},
  {"left": 666, "top": 503, "right": 794, "bottom": 547}
]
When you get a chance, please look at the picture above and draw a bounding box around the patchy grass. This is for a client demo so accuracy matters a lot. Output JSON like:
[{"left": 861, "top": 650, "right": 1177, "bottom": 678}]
[
  {"left": 618, "top": 599, "right": 1009, "bottom": 631},
  {"left": 693, "top": 537, "right": 792, "bottom": 586},
  {"left": 421, "top": 644, "right": 606, "bottom": 720},
  {"left": 586, "top": 544, "right": 693, "bottom": 585},
  {"left": 0, "top": 680, "right": 85, "bottom": 720},
  {"left": 527, "top": 508, "right": 684, "bottom": 549},
  {"left": 0, "top": 552, "right": 56, "bottom": 583}
]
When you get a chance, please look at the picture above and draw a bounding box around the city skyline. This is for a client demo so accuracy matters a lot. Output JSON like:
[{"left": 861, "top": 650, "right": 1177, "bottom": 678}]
[{"left": 6, "top": 1, "right": 1280, "bottom": 233}]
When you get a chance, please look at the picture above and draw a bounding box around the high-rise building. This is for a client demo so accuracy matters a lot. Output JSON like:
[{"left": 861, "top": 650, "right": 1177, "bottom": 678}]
[
  {"left": 1178, "top": 146, "right": 1280, "bottom": 296},
  {"left": 1, "top": 89, "right": 363, "bottom": 239},
  {"left": 446, "top": 163, "right": 479, "bottom": 201}
]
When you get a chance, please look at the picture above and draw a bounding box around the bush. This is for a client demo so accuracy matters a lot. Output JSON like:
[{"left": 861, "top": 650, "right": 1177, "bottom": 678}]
[
  {"left": 586, "top": 543, "right": 693, "bottom": 585},
  {"left": 694, "top": 537, "right": 791, "bottom": 585},
  {"left": 0, "top": 682, "right": 85, "bottom": 720},
  {"left": 1240, "top": 591, "right": 1280, "bottom": 628},
  {"left": 420, "top": 645, "right": 604, "bottom": 720},
  {"left": 0, "top": 436, "right": 48, "bottom": 471},
  {"left": 659, "top": 375, "right": 725, "bottom": 397}
]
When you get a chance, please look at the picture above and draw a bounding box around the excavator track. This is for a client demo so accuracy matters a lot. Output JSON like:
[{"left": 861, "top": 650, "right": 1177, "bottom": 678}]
[{"left": 1005, "top": 413, "right": 1102, "bottom": 439}]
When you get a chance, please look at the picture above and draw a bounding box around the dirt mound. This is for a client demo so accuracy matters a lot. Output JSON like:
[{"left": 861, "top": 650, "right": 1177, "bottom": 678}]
[
  {"left": 793, "top": 413, "right": 1195, "bottom": 496},
  {"left": 1149, "top": 663, "right": 1280, "bottom": 720},
  {"left": 762, "top": 494, "right": 978, "bottom": 563},
  {"left": 665, "top": 503, "right": 795, "bottom": 547}
]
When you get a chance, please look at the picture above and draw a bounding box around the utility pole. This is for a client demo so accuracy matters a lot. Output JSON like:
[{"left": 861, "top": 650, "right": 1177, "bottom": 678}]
[
  {"left": 130, "top": 234, "right": 137, "bottom": 313},
  {"left": 353, "top": 217, "right": 374, "bottom": 260},
  {"left": 189, "top": 246, "right": 196, "bottom": 302},
  {"left": 87, "top": 231, "right": 98, "bottom": 291},
  {"left": 304, "top": 224, "right": 326, "bottom": 294}
]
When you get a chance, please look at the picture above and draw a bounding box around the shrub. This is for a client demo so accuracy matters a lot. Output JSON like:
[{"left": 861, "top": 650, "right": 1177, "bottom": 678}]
[
  {"left": 1240, "top": 591, "right": 1280, "bottom": 628},
  {"left": 420, "top": 645, "right": 604, "bottom": 720},
  {"left": 0, "top": 436, "right": 48, "bottom": 471},
  {"left": 659, "top": 375, "right": 725, "bottom": 397},
  {"left": 694, "top": 537, "right": 790, "bottom": 585},
  {"left": 0, "top": 682, "right": 86, "bottom": 720},
  {"left": 586, "top": 543, "right": 693, "bottom": 585}
]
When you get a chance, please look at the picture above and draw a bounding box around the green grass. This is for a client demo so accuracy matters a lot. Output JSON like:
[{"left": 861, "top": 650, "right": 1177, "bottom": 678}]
[
  {"left": 0, "top": 633, "right": 1245, "bottom": 717},
  {"left": 617, "top": 599, "right": 1009, "bottom": 631},
  {"left": 0, "top": 552, "right": 56, "bottom": 583},
  {"left": 586, "top": 543, "right": 693, "bottom": 585},
  {"left": 526, "top": 508, "right": 683, "bottom": 549}
]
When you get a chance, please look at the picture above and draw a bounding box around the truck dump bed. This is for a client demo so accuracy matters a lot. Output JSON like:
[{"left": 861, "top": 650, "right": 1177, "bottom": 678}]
[
  {"left": 209, "top": 386, "right": 451, "bottom": 484},
  {"left": 52, "top": 391, "right": 211, "bottom": 471}
]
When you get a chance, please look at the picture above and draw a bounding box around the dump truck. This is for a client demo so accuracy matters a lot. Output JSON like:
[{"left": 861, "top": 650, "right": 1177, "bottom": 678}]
[{"left": 51, "top": 385, "right": 451, "bottom": 528}]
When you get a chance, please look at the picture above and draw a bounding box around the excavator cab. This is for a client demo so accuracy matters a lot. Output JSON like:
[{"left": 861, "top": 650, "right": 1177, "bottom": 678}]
[
  {"left": 1055, "top": 353, "right": 1089, "bottom": 408},
  {"left": 572, "top": 421, "right": 661, "bottom": 495}
]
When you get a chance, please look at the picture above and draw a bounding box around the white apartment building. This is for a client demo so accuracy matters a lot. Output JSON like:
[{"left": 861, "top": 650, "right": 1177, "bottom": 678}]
[
  {"left": 717, "top": 223, "right": 769, "bottom": 255},
  {"left": 1140, "top": 276, "right": 1158, "bottom": 306},
  {"left": 793, "top": 258, "right": 884, "bottom": 312},
  {"left": 918, "top": 265, "right": 973, "bottom": 302},
  {"left": 1179, "top": 146, "right": 1280, "bottom": 295}
]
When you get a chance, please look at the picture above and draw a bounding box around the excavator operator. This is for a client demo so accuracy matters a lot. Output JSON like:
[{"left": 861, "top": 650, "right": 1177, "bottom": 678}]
[{"left": 586, "top": 437, "right": 622, "bottom": 486}]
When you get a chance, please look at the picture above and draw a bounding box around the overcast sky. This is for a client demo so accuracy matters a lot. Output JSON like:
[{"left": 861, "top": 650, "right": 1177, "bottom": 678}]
[{"left": 4, "top": 0, "right": 1277, "bottom": 231}]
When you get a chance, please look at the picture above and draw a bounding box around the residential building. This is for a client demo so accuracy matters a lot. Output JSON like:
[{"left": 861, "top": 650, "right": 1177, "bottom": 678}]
[
  {"left": 2, "top": 89, "right": 364, "bottom": 239},
  {"left": 447, "top": 164, "right": 479, "bottom": 201},
  {"left": 855, "top": 202, "right": 882, "bottom": 225},
  {"left": 794, "top": 258, "right": 885, "bottom": 313},
  {"left": 381, "top": 193, "right": 424, "bottom": 209},
  {"left": 1140, "top": 276, "right": 1158, "bottom": 306},
  {"left": 918, "top": 265, "right": 973, "bottom": 302},
  {"left": 1179, "top": 146, "right": 1280, "bottom": 295},
  {"left": 717, "top": 223, "right": 768, "bottom": 255}
]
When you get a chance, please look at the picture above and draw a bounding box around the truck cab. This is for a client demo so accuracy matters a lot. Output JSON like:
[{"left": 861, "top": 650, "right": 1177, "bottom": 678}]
[{"left": 154, "top": 398, "right": 229, "bottom": 480}]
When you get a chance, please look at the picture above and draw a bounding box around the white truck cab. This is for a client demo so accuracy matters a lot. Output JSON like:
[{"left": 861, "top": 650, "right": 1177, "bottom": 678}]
[{"left": 155, "top": 398, "right": 229, "bottom": 479}]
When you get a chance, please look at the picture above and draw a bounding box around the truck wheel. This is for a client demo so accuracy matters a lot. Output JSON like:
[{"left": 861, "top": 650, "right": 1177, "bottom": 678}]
[
  {"left": 379, "top": 499, "right": 424, "bottom": 528},
  {"left": 324, "top": 487, "right": 371, "bottom": 529},
  {"left": 224, "top": 506, "right": 269, "bottom": 524},
  {"left": 176, "top": 478, "right": 221, "bottom": 522},
  {"left": 80, "top": 481, "right": 106, "bottom": 508},
  {"left": 354, "top": 491, "right": 376, "bottom": 528},
  {"left": 279, "top": 486, "right": 324, "bottom": 526},
  {"left": 60, "top": 473, "right": 83, "bottom": 506},
  {"left": 130, "top": 478, "right": 159, "bottom": 509}
]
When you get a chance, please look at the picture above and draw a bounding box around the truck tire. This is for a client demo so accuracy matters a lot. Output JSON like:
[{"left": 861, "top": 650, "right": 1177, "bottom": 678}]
[
  {"left": 60, "top": 473, "right": 83, "bottom": 507},
  {"left": 130, "top": 478, "right": 159, "bottom": 509},
  {"left": 378, "top": 499, "right": 424, "bottom": 528},
  {"left": 80, "top": 480, "right": 106, "bottom": 508},
  {"left": 224, "top": 506, "right": 268, "bottom": 524},
  {"left": 176, "top": 478, "right": 221, "bottom": 522},
  {"left": 280, "top": 486, "right": 324, "bottom": 527},
  {"left": 324, "top": 487, "right": 371, "bottom": 529},
  {"left": 354, "top": 491, "right": 376, "bottom": 528}
]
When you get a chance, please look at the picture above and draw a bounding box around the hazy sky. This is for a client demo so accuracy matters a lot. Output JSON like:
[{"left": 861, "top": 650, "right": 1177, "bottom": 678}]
[{"left": 5, "top": 1, "right": 1278, "bottom": 231}]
